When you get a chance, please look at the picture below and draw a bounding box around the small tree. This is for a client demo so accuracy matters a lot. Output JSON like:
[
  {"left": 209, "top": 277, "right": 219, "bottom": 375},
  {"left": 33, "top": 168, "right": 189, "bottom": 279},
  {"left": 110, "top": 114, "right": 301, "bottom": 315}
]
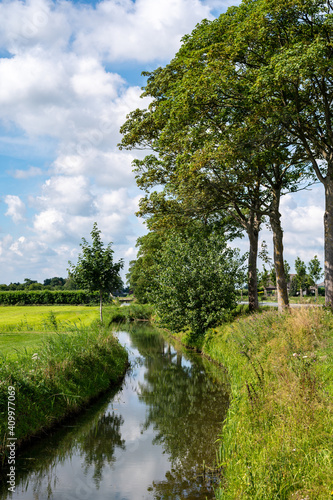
[
  {"left": 289, "top": 276, "right": 299, "bottom": 297},
  {"left": 258, "top": 266, "right": 270, "bottom": 298},
  {"left": 295, "top": 257, "right": 308, "bottom": 298},
  {"left": 308, "top": 255, "right": 323, "bottom": 300},
  {"left": 68, "top": 223, "right": 123, "bottom": 323},
  {"left": 150, "top": 229, "right": 246, "bottom": 341}
]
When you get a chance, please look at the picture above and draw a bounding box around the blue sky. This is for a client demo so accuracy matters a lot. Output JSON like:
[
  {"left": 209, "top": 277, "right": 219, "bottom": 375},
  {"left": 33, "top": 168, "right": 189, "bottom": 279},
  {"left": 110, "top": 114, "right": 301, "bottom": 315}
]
[{"left": 0, "top": 0, "right": 325, "bottom": 284}]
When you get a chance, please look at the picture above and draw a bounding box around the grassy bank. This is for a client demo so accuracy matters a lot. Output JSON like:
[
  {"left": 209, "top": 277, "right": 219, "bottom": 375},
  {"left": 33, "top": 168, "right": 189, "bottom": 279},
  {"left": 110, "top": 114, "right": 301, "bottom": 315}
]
[
  {"left": 197, "top": 307, "right": 333, "bottom": 499},
  {"left": 0, "top": 320, "right": 128, "bottom": 457},
  {"left": 106, "top": 303, "right": 154, "bottom": 323}
]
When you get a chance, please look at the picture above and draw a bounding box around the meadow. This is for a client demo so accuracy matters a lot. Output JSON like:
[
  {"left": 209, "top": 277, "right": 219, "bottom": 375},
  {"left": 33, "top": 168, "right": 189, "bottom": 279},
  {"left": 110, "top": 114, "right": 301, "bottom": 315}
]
[{"left": 0, "top": 305, "right": 100, "bottom": 359}]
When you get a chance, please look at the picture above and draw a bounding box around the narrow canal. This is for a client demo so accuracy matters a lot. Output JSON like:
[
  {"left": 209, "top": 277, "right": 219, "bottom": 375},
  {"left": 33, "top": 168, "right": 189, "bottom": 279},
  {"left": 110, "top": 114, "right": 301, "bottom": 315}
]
[{"left": 0, "top": 326, "right": 229, "bottom": 500}]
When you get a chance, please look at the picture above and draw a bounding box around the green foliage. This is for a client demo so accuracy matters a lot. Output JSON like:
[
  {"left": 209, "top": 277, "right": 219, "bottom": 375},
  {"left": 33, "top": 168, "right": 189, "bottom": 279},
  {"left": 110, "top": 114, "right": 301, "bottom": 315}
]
[
  {"left": 105, "top": 304, "right": 154, "bottom": 324},
  {"left": 295, "top": 257, "right": 312, "bottom": 294},
  {"left": 150, "top": 229, "right": 246, "bottom": 340},
  {"left": 0, "top": 290, "right": 104, "bottom": 305},
  {"left": 289, "top": 275, "right": 299, "bottom": 297},
  {"left": 126, "top": 230, "right": 165, "bottom": 303},
  {"left": 68, "top": 223, "right": 123, "bottom": 322},
  {"left": 308, "top": 255, "right": 323, "bottom": 285},
  {"left": 68, "top": 223, "right": 123, "bottom": 295}
]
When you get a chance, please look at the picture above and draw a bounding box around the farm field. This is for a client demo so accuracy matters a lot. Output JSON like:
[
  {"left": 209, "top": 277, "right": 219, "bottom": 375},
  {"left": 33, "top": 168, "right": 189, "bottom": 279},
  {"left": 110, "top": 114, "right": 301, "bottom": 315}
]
[{"left": 0, "top": 305, "right": 100, "bottom": 359}]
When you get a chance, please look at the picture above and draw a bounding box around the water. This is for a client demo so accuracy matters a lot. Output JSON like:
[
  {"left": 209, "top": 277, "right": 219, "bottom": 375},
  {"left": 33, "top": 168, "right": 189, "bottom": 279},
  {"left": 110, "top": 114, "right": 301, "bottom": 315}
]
[{"left": 0, "top": 326, "right": 229, "bottom": 500}]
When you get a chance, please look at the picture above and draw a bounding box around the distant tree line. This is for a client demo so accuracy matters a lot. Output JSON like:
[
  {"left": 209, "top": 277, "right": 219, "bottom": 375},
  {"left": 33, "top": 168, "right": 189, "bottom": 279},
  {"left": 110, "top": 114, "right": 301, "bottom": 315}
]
[{"left": 0, "top": 277, "right": 70, "bottom": 291}]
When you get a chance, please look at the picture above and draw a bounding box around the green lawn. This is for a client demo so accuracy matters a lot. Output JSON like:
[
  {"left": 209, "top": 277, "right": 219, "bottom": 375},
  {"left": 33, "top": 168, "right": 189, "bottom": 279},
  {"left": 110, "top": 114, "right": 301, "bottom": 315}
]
[{"left": 0, "top": 305, "right": 100, "bottom": 360}]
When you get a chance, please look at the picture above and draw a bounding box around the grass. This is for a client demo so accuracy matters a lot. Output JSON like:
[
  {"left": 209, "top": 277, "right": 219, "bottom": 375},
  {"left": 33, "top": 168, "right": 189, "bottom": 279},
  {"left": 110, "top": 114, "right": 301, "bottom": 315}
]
[
  {"left": 0, "top": 305, "right": 99, "bottom": 329},
  {"left": 105, "top": 303, "right": 154, "bottom": 324},
  {"left": 199, "top": 307, "right": 333, "bottom": 499},
  {"left": 0, "top": 312, "right": 128, "bottom": 458},
  {"left": 0, "top": 304, "right": 153, "bottom": 360},
  {"left": 0, "top": 305, "right": 101, "bottom": 361}
]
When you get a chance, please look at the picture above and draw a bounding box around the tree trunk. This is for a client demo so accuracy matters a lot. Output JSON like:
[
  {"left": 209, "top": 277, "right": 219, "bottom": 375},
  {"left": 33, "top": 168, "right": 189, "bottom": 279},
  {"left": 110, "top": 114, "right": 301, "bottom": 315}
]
[
  {"left": 247, "top": 222, "right": 259, "bottom": 311},
  {"left": 270, "top": 197, "right": 289, "bottom": 313},
  {"left": 100, "top": 290, "right": 103, "bottom": 323},
  {"left": 324, "top": 178, "right": 333, "bottom": 308}
]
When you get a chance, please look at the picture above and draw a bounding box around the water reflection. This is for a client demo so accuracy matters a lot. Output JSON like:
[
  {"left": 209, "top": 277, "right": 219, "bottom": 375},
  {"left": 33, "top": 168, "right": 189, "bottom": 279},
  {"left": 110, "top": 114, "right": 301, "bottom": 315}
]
[
  {"left": 130, "top": 326, "right": 229, "bottom": 498},
  {"left": 0, "top": 326, "right": 229, "bottom": 500}
]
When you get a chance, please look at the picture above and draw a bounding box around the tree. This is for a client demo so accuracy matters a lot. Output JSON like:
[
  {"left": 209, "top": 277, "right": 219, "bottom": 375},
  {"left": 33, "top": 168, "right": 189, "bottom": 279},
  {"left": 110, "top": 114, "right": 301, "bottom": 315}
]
[
  {"left": 308, "top": 255, "right": 323, "bottom": 299},
  {"left": 258, "top": 266, "right": 270, "bottom": 298},
  {"left": 289, "top": 276, "right": 299, "bottom": 297},
  {"left": 149, "top": 228, "right": 246, "bottom": 341},
  {"left": 68, "top": 223, "right": 123, "bottom": 323},
  {"left": 225, "top": 0, "right": 333, "bottom": 308},
  {"left": 126, "top": 230, "right": 165, "bottom": 303},
  {"left": 295, "top": 257, "right": 308, "bottom": 297},
  {"left": 119, "top": 9, "right": 312, "bottom": 313}
]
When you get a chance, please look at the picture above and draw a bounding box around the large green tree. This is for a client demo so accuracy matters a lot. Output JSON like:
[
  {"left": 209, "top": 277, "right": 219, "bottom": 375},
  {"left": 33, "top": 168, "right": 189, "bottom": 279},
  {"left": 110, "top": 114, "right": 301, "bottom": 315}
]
[
  {"left": 126, "top": 229, "right": 165, "bottom": 303},
  {"left": 223, "top": 0, "right": 333, "bottom": 307},
  {"left": 119, "top": 9, "right": 312, "bottom": 312},
  {"left": 68, "top": 223, "right": 123, "bottom": 322}
]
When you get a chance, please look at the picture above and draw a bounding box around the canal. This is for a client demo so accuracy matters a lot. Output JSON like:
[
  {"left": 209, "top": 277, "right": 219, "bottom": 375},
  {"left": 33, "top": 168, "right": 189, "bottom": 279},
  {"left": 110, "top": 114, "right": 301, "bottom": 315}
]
[{"left": 0, "top": 325, "right": 229, "bottom": 500}]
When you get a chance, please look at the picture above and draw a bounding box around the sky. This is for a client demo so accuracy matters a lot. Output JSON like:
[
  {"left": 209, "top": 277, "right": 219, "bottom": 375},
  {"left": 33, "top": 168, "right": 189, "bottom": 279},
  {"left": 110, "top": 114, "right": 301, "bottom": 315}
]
[{"left": 0, "top": 0, "right": 325, "bottom": 285}]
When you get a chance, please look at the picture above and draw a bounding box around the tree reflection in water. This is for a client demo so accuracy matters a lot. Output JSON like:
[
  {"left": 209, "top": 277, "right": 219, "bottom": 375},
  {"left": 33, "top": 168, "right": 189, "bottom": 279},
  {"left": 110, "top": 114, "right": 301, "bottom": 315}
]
[
  {"left": 79, "top": 411, "right": 125, "bottom": 486},
  {"left": 0, "top": 327, "right": 229, "bottom": 500},
  {"left": 129, "top": 325, "right": 229, "bottom": 499},
  {"left": 0, "top": 390, "right": 125, "bottom": 500}
]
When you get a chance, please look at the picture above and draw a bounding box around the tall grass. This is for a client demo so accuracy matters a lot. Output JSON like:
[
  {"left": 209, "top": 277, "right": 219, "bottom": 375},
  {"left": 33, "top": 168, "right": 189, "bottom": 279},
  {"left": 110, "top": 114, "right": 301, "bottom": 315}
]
[
  {"left": 0, "top": 320, "right": 128, "bottom": 457},
  {"left": 105, "top": 303, "right": 154, "bottom": 324},
  {"left": 202, "top": 308, "right": 333, "bottom": 499}
]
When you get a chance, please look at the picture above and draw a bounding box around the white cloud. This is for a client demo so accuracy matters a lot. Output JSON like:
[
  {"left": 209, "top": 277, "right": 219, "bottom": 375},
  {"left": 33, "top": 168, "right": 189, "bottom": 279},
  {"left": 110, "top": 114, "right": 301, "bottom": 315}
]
[
  {"left": 4, "top": 195, "right": 26, "bottom": 223},
  {"left": 33, "top": 208, "right": 66, "bottom": 243},
  {"left": 71, "top": 0, "right": 215, "bottom": 62},
  {"left": 35, "top": 175, "right": 94, "bottom": 216},
  {"left": 124, "top": 246, "right": 137, "bottom": 259},
  {"left": 12, "top": 166, "right": 43, "bottom": 179}
]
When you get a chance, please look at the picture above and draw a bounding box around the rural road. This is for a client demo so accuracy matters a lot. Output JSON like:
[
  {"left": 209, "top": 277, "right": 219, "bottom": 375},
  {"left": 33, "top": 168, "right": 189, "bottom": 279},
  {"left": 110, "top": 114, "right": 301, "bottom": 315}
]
[{"left": 239, "top": 302, "right": 322, "bottom": 308}]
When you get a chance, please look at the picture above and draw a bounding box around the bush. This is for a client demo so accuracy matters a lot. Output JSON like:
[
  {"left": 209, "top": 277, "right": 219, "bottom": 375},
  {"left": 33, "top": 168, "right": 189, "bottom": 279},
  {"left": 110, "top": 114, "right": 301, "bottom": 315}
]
[
  {"left": 0, "top": 290, "right": 108, "bottom": 306},
  {"left": 150, "top": 231, "right": 246, "bottom": 340}
]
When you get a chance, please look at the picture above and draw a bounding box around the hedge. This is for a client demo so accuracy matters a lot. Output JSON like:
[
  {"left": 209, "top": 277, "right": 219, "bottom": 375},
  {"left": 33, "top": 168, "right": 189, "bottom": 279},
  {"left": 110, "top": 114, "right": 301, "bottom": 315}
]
[{"left": 0, "top": 290, "right": 109, "bottom": 305}]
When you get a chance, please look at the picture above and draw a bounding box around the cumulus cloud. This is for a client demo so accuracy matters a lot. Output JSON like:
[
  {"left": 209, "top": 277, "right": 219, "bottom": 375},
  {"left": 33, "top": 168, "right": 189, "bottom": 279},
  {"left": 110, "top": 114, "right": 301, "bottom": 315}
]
[
  {"left": 253, "top": 188, "right": 325, "bottom": 273},
  {"left": 0, "top": 0, "right": 325, "bottom": 283},
  {"left": 70, "top": 0, "right": 215, "bottom": 62},
  {"left": 4, "top": 195, "right": 26, "bottom": 223}
]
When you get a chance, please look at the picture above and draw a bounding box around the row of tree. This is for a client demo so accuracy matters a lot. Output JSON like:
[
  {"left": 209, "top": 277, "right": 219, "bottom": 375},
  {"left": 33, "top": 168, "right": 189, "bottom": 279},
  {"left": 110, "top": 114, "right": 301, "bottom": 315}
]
[{"left": 119, "top": 0, "right": 333, "bottom": 313}]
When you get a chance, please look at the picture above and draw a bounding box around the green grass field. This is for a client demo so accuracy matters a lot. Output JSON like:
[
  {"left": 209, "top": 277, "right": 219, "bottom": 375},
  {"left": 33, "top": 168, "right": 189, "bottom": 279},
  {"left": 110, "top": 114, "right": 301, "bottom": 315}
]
[{"left": 0, "top": 305, "right": 100, "bottom": 359}]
